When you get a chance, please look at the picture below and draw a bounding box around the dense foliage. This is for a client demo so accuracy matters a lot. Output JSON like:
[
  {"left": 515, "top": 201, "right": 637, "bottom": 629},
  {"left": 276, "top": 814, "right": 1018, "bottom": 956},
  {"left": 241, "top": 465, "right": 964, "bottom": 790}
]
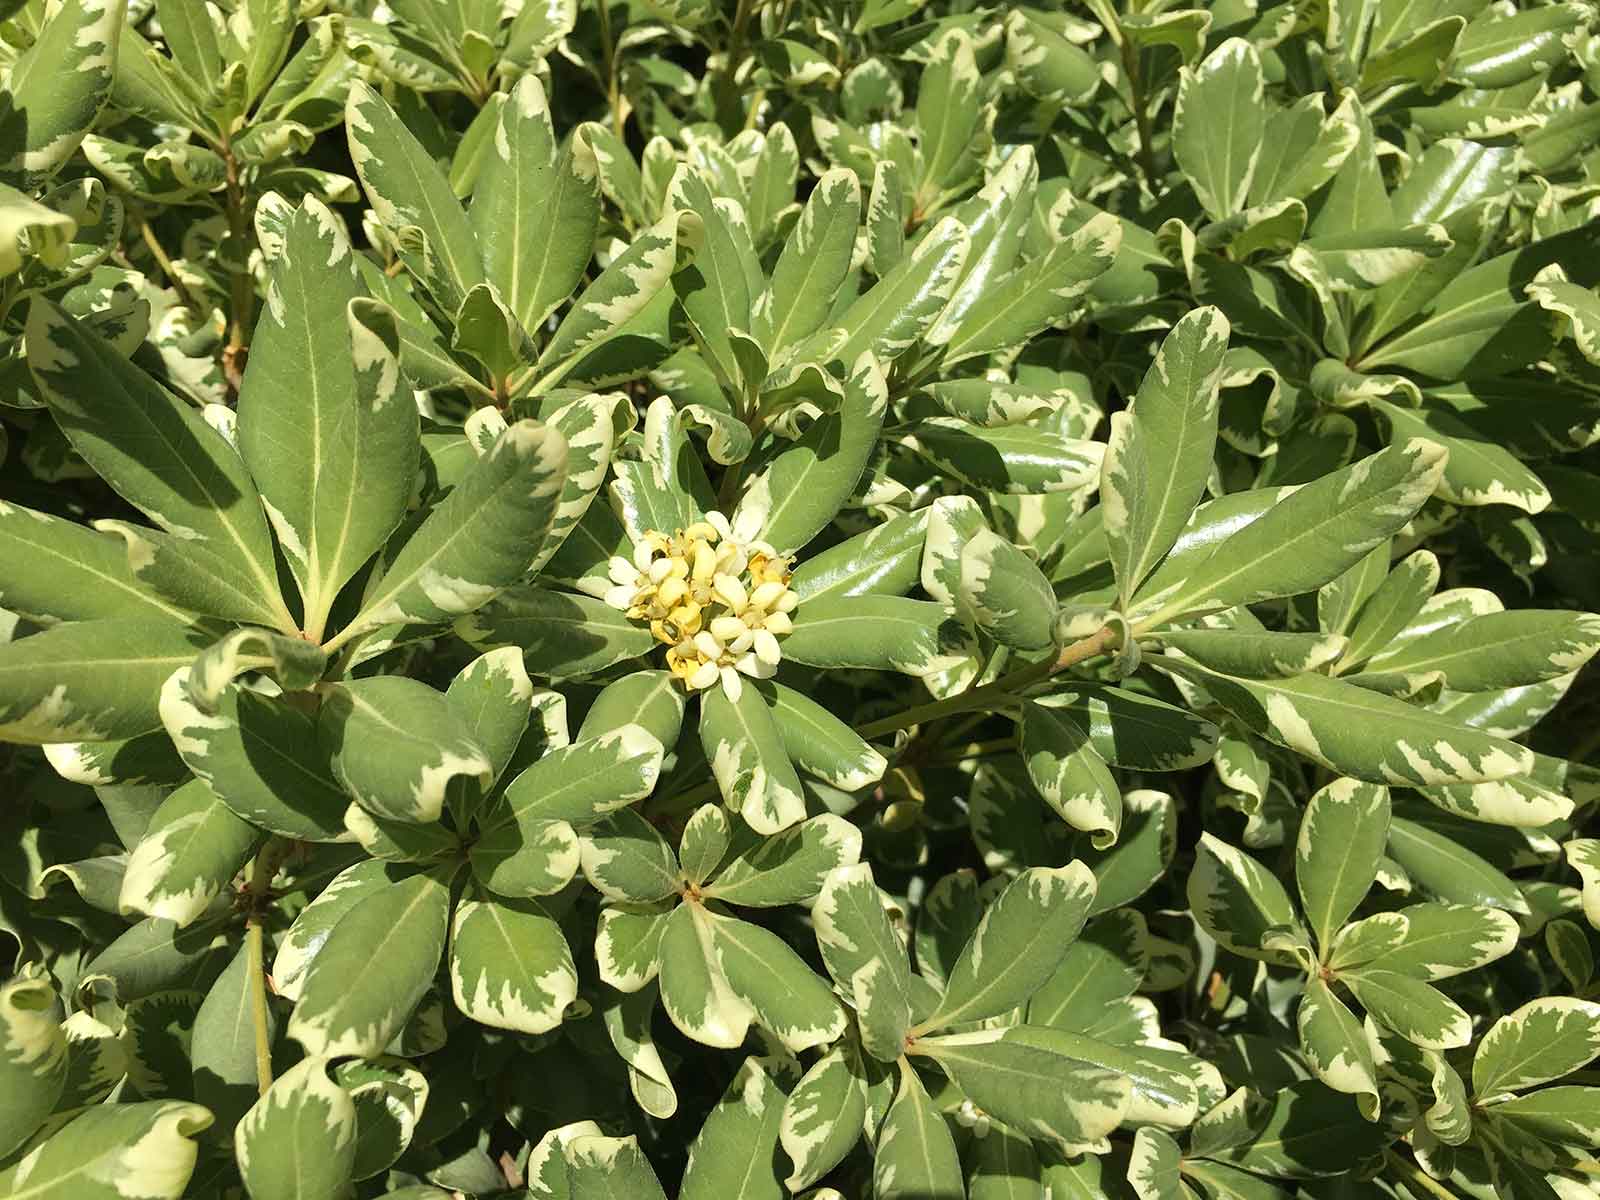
[{"left": 3, "top": 0, "right": 1600, "bottom": 1197}]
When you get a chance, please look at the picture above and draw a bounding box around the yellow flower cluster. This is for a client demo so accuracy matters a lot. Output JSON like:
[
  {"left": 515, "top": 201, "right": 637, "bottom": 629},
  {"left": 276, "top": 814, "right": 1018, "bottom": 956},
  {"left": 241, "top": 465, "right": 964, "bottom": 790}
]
[{"left": 603, "top": 510, "right": 799, "bottom": 700}]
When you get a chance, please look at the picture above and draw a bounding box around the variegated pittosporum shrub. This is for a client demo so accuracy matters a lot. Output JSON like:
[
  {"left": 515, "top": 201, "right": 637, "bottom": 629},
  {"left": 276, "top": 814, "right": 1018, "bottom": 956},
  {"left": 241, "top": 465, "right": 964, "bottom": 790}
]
[{"left": 5, "top": 2, "right": 1600, "bottom": 1199}]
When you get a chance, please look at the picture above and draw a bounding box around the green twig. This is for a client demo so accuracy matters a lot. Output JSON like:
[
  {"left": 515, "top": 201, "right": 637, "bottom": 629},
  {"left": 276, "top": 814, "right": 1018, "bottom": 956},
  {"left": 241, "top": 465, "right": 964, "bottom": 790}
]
[
  {"left": 854, "top": 626, "right": 1118, "bottom": 740},
  {"left": 1384, "top": 1150, "right": 1463, "bottom": 1200},
  {"left": 244, "top": 840, "right": 289, "bottom": 1097}
]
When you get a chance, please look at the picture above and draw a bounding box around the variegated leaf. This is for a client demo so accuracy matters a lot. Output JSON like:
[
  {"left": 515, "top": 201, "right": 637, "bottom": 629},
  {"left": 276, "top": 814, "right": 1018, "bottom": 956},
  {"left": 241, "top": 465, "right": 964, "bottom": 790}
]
[
  {"left": 924, "top": 863, "right": 1097, "bottom": 1030},
  {"left": 1020, "top": 702, "right": 1123, "bottom": 847},
  {"left": 1472, "top": 998, "right": 1600, "bottom": 1097},
  {"left": 679, "top": 1059, "right": 786, "bottom": 1200},
  {"left": 700, "top": 682, "right": 806, "bottom": 836},
  {"left": 0, "top": 619, "right": 206, "bottom": 744},
  {"left": 0, "top": 970, "right": 67, "bottom": 1157},
  {"left": 288, "top": 870, "right": 450, "bottom": 1058},
  {"left": 1296, "top": 977, "right": 1380, "bottom": 1117},
  {"left": 26, "top": 300, "right": 292, "bottom": 630},
  {"left": 449, "top": 892, "right": 577, "bottom": 1034},
  {"left": 118, "top": 779, "right": 259, "bottom": 928},
  {"left": 1101, "top": 307, "right": 1231, "bottom": 606},
  {"left": 236, "top": 1056, "right": 357, "bottom": 1200},
  {"left": 780, "top": 1042, "right": 868, "bottom": 1192},
  {"left": 1296, "top": 778, "right": 1390, "bottom": 952},
  {"left": 703, "top": 814, "right": 861, "bottom": 908},
  {"left": 0, "top": 1101, "right": 212, "bottom": 1200},
  {"left": 239, "top": 197, "right": 418, "bottom": 639},
  {"left": 335, "top": 419, "right": 567, "bottom": 643},
  {"left": 318, "top": 677, "right": 493, "bottom": 824}
]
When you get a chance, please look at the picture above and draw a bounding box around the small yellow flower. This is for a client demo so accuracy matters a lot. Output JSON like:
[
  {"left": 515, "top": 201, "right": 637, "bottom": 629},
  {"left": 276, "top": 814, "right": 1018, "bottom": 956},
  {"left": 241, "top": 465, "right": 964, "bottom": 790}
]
[{"left": 603, "top": 509, "right": 800, "bottom": 700}]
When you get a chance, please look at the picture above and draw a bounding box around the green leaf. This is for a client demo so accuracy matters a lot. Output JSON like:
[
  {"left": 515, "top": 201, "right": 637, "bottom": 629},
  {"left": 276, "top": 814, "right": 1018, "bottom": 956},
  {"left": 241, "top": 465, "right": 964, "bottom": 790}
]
[
  {"left": 1173, "top": 39, "right": 1269, "bottom": 221},
  {"left": 743, "top": 351, "right": 888, "bottom": 556},
  {"left": 926, "top": 863, "right": 1097, "bottom": 1029},
  {"left": 445, "top": 647, "right": 541, "bottom": 788},
  {"left": 1020, "top": 702, "right": 1122, "bottom": 847},
  {"left": 347, "top": 81, "right": 485, "bottom": 311},
  {"left": 757, "top": 168, "right": 860, "bottom": 356},
  {"left": 471, "top": 75, "right": 599, "bottom": 334},
  {"left": 1102, "top": 307, "right": 1231, "bottom": 606},
  {"left": 239, "top": 200, "right": 418, "bottom": 638},
  {"left": 939, "top": 212, "right": 1121, "bottom": 364},
  {"left": 710, "top": 909, "right": 846, "bottom": 1053},
  {"left": 1158, "top": 662, "right": 1533, "bottom": 787},
  {"left": 159, "top": 668, "right": 349, "bottom": 841},
  {"left": 780, "top": 1042, "right": 868, "bottom": 1191},
  {"left": 909, "top": 418, "right": 1105, "bottom": 495},
  {"left": 26, "top": 300, "right": 292, "bottom": 631},
  {"left": 340, "top": 419, "right": 567, "bottom": 641},
  {"left": 335, "top": 1056, "right": 428, "bottom": 1180},
  {"left": 565, "top": 1134, "right": 670, "bottom": 1200},
  {"left": 679, "top": 1059, "right": 786, "bottom": 1200},
  {"left": 0, "top": 971, "right": 66, "bottom": 1157},
  {"left": 1296, "top": 977, "right": 1379, "bottom": 1117},
  {"left": 0, "top": 1100, "right": 212, "bottom": 1200},
  {"left": 0, "top": 619, "right": 206, "bottom": 743},
  {"left": 812, "top": 863, "right": 914, "bottom": 1060},
  {"left": 0, "top": 500, "right": 193, "bottom": 627},
  {"left": 700, "top": 682, "right": 806, "bottom": 836},
  {"left": 783, "top": 595, "right": 967, "bottom": 677},
  {"left": 916, "top": 1029, "right": 1131, "bottom": 1150},
  {"left": 459, "top": 587, "right": 657, "bottom": 680},
  {"left": 0, "top": 0, "right": 124, "bottom": 187},
  {"left": 581, "top": 809, "right": 680, "bottom": 903},
  {"left": 236, "top": 1056, "right": 357, "bottom": 1200},
  {"left": 766, "top": 683, "right": 887, "bottom": 791},
  {"left": 595, "top": 902, "right": 672, "bottom": 992},
  {"left": 449, "top": 892, "right": 577, "bottom": 1034},
  {"left": 318, "top": 677, "right": 493, "bottom": 824},
  {"left": 1387, "top": 816, "right": 1530, "bottom": 913},
  {"left": 703, "top": 814, "right": 861, "bottom": 907},
  {"left": 873, "top": 1063, "right": 963, "bottom": 1200},
  {"left": 1187, "top": 832, "right": 1309, "bottom": 967},
  {"left": 959, "top": 529, "right": 1059, "bottom": 651},
  {"left": 1362, "top": 610, "right": 1600, "bottom": 693},
  {"left": 1472, "top": 998, "right": 1600, "bottom": 1097},
  {"left": 1342, "top": 969, "right": 1472, "bottom": 1050},
  {"left": 1295, "top": 778, "right": 1389, "bottom": 952},
  {"left": 1135, "top": 440, "right": 1447, "bottom": 626},
  {"left": 190, "top": 946, "right": 270, "bottom": 1137},
  {"left": 657, "top": 901, "right": 754, "bottom": 1049},
  {"left": 118, "top": 779, "right": 259, "bottom": 928},
  {"left": 288, "top": 870, "right": 450, "bottom": 1058}
]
